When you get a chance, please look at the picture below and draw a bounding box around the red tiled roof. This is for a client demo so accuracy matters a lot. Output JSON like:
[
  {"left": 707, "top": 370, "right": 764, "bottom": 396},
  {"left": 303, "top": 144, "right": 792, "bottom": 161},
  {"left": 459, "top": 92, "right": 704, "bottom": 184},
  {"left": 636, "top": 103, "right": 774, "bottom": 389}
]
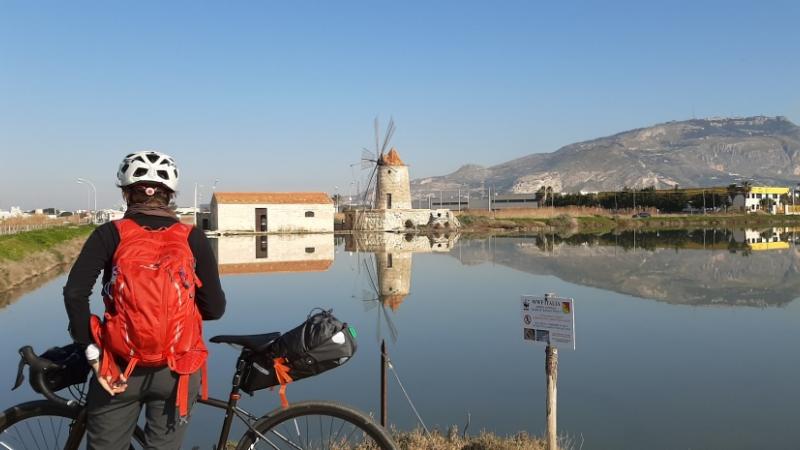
[
  {"left": 218, "top": 259, "right": 333, "bottom": 275},
  {"left": 381, "top": 148, "right": 405, "bottom": 166},
  {"left": 213, "top": 192, "right": 333, "bottom": 205}
]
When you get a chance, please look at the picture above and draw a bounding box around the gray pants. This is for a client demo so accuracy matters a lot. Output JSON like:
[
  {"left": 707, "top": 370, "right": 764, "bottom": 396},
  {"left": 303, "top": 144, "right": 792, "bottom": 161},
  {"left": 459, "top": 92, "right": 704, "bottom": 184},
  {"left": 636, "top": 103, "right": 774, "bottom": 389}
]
[{"left": 86, "top": 366, "right": 201, "bottom": 450}]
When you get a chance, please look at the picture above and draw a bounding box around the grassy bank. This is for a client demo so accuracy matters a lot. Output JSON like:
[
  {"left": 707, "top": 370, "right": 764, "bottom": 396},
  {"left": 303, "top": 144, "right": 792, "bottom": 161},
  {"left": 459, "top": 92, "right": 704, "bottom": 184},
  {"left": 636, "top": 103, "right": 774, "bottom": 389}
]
[
  {"left": 456, "top": 209, "right": 800, "bottom": 235},
  {"left": 390, "top": 429, "right": 551, "bottom": 450},
  {"left": 0, "top": 225, "right": 94, "bottom": 261},
  {"left": 0, "top": 225, "right": 94, "bottom": 299}
]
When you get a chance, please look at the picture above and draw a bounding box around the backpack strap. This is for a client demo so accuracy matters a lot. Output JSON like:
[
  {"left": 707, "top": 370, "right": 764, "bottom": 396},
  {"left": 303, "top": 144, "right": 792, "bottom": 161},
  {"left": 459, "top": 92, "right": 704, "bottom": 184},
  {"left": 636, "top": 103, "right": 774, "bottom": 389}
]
[
  {"left": 272, "top": 357, "right": 293, "bottom": 409},
  {"left": 174, "top": 360, "right": 209, "bottom": 419},
  {"left": 113, "top": 218, "right": 142, "bottom": 240}
]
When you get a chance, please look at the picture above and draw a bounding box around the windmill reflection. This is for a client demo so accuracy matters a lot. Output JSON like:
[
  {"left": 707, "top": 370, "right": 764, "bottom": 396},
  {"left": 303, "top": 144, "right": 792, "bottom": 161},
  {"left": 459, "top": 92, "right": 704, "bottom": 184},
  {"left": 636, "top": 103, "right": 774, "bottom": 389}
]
[{"left": 346, "top": 232, "right": 459, "bottom": 342}]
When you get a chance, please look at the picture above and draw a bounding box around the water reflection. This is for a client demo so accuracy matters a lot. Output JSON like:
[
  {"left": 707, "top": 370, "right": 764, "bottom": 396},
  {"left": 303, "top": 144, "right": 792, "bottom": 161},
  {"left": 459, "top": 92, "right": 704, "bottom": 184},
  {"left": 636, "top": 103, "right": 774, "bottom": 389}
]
[
  {"left": 453, "top": 228, "right": 800, "bottom": 307},
  {"left": 0, "top": 264, "right": 69, "bottom": 309},
  {"left": 211, "top": 234, "right": 334, "bottom": 275},
  {"left": 345, "top": 233, "right": 460, "bottom": 341}
]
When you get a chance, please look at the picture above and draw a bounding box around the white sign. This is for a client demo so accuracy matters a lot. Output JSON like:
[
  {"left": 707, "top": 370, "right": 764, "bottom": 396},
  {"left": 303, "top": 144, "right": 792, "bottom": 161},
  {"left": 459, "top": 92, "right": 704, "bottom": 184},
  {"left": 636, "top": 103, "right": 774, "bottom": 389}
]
[{"left": 521, "top": 295, "right": 575, "bottom": 349}]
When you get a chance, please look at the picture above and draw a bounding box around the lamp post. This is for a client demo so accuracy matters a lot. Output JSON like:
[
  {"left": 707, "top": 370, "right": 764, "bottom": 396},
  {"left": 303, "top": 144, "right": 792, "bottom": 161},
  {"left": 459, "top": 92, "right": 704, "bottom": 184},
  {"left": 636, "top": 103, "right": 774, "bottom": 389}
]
[
  {"left": 77, "top": 178, "right": 97, "bottom": 220},
  {"left": 194, "top": 182, "right": 202, "bottom": 226}
]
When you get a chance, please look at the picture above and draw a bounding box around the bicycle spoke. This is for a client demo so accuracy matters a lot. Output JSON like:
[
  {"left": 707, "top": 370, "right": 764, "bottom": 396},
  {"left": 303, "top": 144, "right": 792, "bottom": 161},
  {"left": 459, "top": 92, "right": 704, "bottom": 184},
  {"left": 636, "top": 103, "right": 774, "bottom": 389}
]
[
  {"left": 25, "top": 420, "right": 43, "bottom": 450},
  {"left": 1, "top": 413, "right": 88, "bottom": 450},
  {"left": 248, "top": 415, "right": 390, "bottom": 449}
]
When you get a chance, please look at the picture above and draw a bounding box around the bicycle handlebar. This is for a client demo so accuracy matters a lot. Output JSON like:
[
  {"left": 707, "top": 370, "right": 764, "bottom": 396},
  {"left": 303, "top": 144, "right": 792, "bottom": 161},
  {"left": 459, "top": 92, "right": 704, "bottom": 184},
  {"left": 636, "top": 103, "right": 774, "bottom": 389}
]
[{"left": 18, "top": 346, "right": 79, "bottom": 407}]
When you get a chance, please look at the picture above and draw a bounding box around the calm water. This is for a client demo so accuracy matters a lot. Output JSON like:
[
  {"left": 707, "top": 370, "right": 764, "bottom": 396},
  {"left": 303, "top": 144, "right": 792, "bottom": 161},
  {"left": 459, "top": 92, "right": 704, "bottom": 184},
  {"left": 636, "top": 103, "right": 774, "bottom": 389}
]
[{"left": 1, "top": 229, "right": 799, "bottom": 449}]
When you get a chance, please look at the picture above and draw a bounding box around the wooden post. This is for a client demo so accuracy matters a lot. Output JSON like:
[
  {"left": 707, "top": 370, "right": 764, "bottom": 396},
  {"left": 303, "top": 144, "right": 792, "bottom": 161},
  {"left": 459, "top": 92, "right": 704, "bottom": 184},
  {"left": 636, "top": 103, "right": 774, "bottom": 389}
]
[
  {"left": 380, "top": 339, "right": 388, "bottom": 427},
  {"left": 545, "top": 345, "right": 558, "bottom": 450}
]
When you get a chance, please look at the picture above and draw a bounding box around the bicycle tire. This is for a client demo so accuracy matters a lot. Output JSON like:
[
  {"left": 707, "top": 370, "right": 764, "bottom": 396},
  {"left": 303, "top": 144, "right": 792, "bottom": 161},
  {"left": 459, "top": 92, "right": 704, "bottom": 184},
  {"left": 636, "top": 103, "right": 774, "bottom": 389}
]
[
  {"left": 0, "top": 400, "right": 145, "bottom": 449},
  {"left": 236, "top": 400, "right": 397, "bottom": 450}
]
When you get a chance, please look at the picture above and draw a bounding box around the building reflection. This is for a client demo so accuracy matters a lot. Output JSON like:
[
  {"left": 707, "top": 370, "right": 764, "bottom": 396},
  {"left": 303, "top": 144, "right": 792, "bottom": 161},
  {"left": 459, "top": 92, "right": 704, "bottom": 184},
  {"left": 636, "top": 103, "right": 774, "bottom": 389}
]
[{"left": 212, "top": 234, "right": 334, "bottom": 275}]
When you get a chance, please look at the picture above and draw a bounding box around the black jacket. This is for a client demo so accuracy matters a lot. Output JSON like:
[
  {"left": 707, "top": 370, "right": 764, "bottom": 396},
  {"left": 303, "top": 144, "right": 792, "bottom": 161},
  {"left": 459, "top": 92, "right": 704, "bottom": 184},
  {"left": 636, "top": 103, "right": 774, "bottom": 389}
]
[{"left": 63, "top": 214, "right": 226, "bottom": 345}]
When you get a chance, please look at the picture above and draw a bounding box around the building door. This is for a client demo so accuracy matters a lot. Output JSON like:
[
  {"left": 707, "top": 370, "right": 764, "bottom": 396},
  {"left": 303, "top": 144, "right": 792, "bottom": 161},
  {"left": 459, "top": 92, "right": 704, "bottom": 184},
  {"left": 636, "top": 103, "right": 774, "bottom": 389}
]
[
  {"left": 386, "top": 193, "right": 392, "bottom": 209},
  {"left": 255, "top": 236, "right": 268, "bottom": 259},
  {"left": 255, "top": 208, "right": 267, "bottom": 232}
]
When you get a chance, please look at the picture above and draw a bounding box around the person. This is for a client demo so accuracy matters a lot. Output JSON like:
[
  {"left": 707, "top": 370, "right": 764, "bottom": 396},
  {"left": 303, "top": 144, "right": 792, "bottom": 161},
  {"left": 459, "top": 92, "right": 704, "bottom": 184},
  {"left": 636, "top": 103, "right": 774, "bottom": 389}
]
[{"left": 63, "top": 151, "right": 226, "bottom": 450}]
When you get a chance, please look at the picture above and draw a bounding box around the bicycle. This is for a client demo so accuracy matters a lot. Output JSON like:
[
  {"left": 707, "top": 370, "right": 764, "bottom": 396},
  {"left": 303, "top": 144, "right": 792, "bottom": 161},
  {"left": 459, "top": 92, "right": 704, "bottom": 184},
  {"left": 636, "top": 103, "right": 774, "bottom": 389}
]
[{"left": 0, "top": 332, "right": 398, "bottom": 449}]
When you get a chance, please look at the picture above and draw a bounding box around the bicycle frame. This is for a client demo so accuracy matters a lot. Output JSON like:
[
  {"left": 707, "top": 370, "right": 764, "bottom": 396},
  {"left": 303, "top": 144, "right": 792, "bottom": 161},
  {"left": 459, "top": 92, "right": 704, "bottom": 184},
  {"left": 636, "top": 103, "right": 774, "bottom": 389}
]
[
  {"left": 59, "top": 349, "right": 274, "bottom": 450},
  {"left": 200, "top": 348, "right": 274, "bottom": 450}
]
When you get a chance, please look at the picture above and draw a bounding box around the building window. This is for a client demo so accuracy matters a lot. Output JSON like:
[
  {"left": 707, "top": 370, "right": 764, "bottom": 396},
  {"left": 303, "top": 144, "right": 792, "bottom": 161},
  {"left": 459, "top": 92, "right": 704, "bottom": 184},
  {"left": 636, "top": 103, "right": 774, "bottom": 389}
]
[
  {"left": 305, "top": 247, "right": 315, "bottom": 253},
  {"left": 387, "top": 253, "right": 393, "bottom": 268},
  {"left": 305, "top": 211, "right": 315, "bottom": 218}
]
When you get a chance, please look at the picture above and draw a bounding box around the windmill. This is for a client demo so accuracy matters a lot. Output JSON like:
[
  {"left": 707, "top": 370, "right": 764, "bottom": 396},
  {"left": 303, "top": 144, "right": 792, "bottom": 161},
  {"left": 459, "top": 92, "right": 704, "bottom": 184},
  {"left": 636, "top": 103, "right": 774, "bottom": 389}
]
[
  {"left": 359, "top": 254, "right": 400, "bottom": 344},
  {"left": 358, "top": 117, "right": 396, "bottom": 208}
]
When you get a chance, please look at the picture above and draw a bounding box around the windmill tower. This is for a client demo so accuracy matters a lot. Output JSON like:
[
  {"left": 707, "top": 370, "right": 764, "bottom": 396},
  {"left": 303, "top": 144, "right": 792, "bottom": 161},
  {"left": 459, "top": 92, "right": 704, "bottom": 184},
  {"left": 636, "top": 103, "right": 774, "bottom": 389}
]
[
  {"left": 359, "top": 118, "right": 411, "bottom": 210},
  {"left": 375, "top": 251, "right": 412, "bottom": 311},
  {"left": 375, "top": 149, "right": 411, "bottom": 210}
]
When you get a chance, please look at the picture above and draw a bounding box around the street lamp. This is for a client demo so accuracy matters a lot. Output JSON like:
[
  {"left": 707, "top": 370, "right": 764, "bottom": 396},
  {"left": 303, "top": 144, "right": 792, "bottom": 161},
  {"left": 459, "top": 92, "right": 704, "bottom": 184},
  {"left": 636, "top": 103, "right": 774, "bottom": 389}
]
[{"left": 76, "top": 178, "right": 97, "bottom": 217}]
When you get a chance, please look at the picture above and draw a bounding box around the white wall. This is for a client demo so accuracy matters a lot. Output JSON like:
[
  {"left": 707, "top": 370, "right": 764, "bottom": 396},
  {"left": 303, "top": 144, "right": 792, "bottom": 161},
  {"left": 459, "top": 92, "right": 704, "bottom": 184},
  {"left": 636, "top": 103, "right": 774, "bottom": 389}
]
[
  {"left": 215, "top": 203, "right": 334, "bottom": 233},
  {"left": 213, "top": 234, "right": 334, "bottom": 265}
]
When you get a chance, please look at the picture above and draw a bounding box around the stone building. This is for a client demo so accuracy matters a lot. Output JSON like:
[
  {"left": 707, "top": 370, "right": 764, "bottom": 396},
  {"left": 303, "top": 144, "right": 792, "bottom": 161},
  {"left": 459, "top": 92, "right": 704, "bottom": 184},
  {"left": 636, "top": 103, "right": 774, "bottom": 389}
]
[{"left": 210, "top": 192, "right": 334, "bottom": 234}]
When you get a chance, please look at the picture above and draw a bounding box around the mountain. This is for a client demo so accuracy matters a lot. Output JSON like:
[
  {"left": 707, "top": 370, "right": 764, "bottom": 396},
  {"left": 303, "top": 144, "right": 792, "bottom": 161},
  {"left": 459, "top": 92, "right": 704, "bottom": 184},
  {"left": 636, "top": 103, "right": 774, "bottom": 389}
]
[
  {"left": 412, "top": 116, "right": 800, "bottom": 195},
  {"left": 450, "top": 235, "right": 800, "bottom": 307}
]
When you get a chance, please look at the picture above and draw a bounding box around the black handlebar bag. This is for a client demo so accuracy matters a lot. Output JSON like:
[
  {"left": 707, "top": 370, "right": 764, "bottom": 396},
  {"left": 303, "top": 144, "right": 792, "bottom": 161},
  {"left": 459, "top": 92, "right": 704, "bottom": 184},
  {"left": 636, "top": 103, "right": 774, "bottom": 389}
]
[
  {"left": 241, "top": 309, "right": 357, "bottom": 396},
  {"left": 12, "top": 344, "right": 91, "bottom": 393}
]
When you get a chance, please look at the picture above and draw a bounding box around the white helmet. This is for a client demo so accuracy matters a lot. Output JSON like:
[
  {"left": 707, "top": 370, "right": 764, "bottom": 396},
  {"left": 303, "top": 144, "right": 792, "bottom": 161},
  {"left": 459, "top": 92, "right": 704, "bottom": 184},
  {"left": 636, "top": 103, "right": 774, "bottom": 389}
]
[{"left": 117, "top": 151, "right": 179, "bottom": 191}]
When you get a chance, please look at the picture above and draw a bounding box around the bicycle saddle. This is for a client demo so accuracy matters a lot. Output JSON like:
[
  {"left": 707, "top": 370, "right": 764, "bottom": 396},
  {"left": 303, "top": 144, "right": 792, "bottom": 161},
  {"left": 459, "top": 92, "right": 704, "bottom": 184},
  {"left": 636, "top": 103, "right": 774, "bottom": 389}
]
[{"left": 209, "top": 332, "right": 281, "bottom": 353}]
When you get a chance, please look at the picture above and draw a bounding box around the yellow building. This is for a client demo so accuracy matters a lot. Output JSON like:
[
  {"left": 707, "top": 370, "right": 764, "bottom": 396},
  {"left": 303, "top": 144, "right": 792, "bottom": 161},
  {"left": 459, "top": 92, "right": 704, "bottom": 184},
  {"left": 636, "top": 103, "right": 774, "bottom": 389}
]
[{"left": 732, "top": 186, "right": 789, "bottom": 213}]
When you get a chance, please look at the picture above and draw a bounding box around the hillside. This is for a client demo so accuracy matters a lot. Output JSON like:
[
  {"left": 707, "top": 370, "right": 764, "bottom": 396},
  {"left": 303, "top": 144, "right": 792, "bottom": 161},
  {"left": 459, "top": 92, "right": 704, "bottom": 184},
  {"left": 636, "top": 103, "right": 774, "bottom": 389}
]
[{"left": 412, "top": 116, "right": 800, "bottom": 195}]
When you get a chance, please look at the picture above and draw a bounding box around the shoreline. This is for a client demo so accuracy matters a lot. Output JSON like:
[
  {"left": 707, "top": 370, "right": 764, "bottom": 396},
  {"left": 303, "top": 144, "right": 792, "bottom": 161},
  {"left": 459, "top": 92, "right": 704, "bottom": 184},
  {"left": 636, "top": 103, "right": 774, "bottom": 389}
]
[
  {"left": 453, "top": 210, "right": 800, "bottom": 235},
  {"left": 0, "top": 226, "right": 93, "bottom": 301}
]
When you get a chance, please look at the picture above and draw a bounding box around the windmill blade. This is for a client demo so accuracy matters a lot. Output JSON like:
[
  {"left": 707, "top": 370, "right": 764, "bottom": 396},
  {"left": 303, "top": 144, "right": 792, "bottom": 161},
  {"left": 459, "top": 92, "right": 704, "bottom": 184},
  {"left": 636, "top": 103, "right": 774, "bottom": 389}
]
[
  {"left": 363, "top": 257, "right": 379, "bottom": 295},
  {"left": 360, "top": 149, "right": 376, "bottom": 169},
  {"left": 362, "top": 164, "right": 379, "bottom": 206},
  {"left": 363, "top": 300, "right": 379, "bottom": 312},
  {"left": 361, "top": 147, "right": 377, "bottom": 164},
  {"left": 379, "top": 118, "right": 396, "bottom": 155},
  {"left": 381, "top": 304, "right": 399, "bottom": 343},
  {"left": 374, "top": 117, "right": 380, "bottom": 156}
]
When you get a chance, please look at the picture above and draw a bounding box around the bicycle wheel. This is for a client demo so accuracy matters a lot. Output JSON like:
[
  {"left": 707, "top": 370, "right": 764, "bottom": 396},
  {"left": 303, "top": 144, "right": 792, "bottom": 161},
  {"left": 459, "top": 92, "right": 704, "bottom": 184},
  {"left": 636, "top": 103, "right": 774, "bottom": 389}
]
[
  {"left": 0, "top": 400, "right": 145, "bottom": 449},
  {"left": 236, "top": 401, "right": 397, "bottom": 450}
]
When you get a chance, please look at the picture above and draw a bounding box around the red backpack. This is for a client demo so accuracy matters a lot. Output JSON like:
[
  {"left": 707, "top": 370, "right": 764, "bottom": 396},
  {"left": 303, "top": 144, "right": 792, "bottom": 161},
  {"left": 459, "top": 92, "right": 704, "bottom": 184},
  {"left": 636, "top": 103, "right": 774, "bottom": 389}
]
[{"left": 90, "top": 219, "right": 208, "bottom": 417}]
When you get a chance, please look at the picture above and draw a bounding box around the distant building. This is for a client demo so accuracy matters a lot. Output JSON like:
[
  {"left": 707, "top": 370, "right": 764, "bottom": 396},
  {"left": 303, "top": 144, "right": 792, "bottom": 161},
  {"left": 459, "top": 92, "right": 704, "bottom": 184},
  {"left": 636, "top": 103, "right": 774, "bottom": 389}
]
[
  {"left": 731, "top": 186, "right": 789, "bottom": 214},
  {"left": 210, "top": 192, "right": 334, "bottom": 234}
]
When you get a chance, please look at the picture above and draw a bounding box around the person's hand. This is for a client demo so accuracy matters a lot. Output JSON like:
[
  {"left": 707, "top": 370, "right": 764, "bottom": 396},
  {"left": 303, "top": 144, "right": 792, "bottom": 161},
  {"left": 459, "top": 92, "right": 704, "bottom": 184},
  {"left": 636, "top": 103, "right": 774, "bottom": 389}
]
[{"left": 91, "top": 359, "right": 128, "bottom": 396}]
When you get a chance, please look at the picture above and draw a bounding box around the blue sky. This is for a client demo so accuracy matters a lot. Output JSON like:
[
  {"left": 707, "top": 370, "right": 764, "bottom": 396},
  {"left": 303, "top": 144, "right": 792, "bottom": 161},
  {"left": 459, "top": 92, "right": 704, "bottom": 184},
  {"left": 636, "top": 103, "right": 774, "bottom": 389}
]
[{"left": 1, "top": 0, "right": 798, "bottom": 210}]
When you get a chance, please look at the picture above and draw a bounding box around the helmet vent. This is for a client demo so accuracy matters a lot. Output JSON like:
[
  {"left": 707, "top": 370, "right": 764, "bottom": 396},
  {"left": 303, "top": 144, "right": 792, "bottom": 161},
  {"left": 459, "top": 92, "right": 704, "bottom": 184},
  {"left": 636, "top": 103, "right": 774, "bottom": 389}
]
[
  {"left": 120, "top": 163, "right": 129, "bottom": 173},
  {"left": 133, "top": 168, "right": 148, "bottom": 177},
  {"left": 146, "top": 153, "right": 160, "bottom": 163},
  {"left": 157, "top": 170, "right": 169, "bottom": 180},
  {"left": 133, "top": 156, "right": 146, "bottom": 163}
]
